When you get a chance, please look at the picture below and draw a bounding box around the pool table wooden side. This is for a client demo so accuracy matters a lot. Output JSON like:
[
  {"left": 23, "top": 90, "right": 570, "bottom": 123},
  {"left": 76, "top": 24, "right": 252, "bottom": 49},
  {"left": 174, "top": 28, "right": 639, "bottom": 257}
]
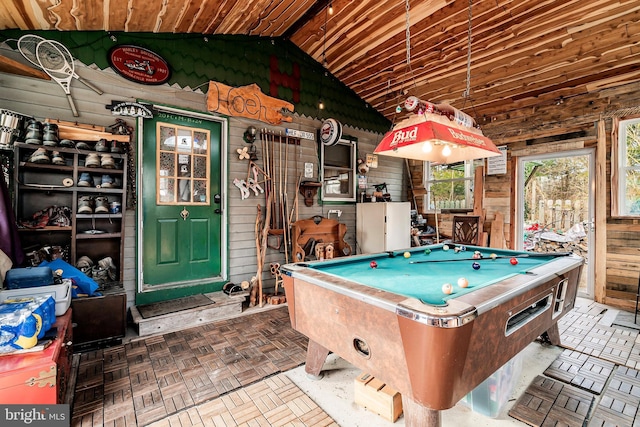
[
  {"left": 282, "top": 273, "right": 475, "bottom": 409},
  {"left": 282, "top": 256, "right": 583, "bottom": 411}
]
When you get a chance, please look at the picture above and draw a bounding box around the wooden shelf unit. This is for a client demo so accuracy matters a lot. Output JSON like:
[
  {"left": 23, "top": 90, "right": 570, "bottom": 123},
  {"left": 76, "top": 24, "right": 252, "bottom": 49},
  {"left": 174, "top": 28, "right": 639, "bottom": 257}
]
[{"left": 13, "top": 141, "right": 128, "bottom": 280}]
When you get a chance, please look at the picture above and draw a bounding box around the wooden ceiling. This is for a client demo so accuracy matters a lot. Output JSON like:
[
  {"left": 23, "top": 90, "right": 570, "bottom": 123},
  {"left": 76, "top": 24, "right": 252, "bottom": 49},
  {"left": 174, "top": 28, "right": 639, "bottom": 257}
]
[{"left": 2, "top": 0, "right": 640, "bottom": 123}]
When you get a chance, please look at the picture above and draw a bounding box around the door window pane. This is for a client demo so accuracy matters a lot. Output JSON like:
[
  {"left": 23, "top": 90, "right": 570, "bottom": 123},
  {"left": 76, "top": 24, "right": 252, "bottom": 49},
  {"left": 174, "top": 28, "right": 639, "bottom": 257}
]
[{"left": 156, "top": 122, "right": 210, "bottom": 205}]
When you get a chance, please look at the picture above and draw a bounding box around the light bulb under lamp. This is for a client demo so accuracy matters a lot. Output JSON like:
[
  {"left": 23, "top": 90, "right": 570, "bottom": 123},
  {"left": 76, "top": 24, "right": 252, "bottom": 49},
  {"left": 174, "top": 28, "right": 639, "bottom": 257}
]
[
  {"left": 442, "top": 145, "right": 452, "bottom": 157},
  {"left": 422, "top": 141, "right": 433, "bottom": 153}
]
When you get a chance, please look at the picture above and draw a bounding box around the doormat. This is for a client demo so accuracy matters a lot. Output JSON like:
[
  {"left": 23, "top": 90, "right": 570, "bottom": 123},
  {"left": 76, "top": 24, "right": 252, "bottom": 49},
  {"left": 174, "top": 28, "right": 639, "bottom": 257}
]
[{"left": 136, "top": 294, "right": 214, "bottom": 319}]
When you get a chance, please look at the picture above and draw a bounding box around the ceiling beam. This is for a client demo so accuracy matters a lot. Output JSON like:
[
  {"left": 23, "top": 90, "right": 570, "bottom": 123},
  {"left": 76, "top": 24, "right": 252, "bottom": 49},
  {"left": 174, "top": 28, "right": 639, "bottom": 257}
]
[{"left": 281, "top": 0, "right": 331, "bottom": 40}]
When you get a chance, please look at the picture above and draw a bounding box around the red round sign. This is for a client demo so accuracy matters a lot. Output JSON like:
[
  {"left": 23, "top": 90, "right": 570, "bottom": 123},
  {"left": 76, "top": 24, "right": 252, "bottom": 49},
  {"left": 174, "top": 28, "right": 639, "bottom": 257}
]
[{"left": 108, "top": 45, "right": 171, "bottom": 85}]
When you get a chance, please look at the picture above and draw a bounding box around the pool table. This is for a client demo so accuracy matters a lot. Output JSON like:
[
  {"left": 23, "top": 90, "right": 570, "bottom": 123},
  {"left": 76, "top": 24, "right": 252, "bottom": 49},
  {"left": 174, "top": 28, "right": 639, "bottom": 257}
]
[{"left": 280, "top": 244, "right": 584, "bottom": 427}]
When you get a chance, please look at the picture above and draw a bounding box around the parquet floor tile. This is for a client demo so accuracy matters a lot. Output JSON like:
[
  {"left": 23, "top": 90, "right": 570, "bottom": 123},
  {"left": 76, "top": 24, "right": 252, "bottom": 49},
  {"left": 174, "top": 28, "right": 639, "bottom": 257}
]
[
  {"left": 508, "top": 375, "right": 594, "bottom": 427},
  {"left": 72, "top": 307, "right": 310, "bottom": 426},
  {"left": 515, "top": 300, "right": 640, "bottom": 427}
]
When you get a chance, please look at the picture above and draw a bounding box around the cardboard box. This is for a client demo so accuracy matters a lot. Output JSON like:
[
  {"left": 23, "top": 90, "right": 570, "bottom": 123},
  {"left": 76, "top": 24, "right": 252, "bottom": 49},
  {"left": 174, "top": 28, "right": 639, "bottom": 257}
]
[{"left": 354, "top": 372, "right": 403, "bottom": 422}]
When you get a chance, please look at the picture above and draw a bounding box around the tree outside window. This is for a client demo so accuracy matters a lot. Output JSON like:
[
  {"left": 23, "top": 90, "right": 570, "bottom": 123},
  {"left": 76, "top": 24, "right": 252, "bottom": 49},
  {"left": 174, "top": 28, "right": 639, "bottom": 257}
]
[
  {"left": 423, "top": 160, "right": 480, "bottom": 211},
  {"left": 618, "top": 118, "right": 640, "bottom": 216}
]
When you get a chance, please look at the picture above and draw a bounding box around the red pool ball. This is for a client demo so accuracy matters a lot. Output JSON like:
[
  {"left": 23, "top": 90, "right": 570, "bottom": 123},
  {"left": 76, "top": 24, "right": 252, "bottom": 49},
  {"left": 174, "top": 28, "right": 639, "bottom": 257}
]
[
  {"left": 510, "top": 257, "right": 518, "bottom": 265},
  {"left": 370, "top": 261, "right": 378, "bottom": 269}
]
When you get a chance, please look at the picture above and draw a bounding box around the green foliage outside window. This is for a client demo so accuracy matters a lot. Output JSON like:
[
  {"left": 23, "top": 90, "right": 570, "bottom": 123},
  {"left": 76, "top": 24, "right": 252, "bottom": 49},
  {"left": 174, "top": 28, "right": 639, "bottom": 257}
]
[{"left": 623, "top": 120, "right": 640, "bottom": 214}]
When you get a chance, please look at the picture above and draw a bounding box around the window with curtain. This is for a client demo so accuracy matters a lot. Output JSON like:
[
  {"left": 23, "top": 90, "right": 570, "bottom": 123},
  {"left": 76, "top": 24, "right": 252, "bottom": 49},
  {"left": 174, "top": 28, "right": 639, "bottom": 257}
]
[
  {"left": 422, "top": 160, "right": 481, "bottom": 212},
  {"left": 614, "top": 117, "right": 640, "bottom": 216}
]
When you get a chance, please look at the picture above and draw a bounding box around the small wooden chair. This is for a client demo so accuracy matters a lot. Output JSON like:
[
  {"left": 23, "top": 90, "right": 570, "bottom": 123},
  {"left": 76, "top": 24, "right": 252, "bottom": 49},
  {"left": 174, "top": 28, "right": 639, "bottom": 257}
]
[{"left": 452, "top": 215, "right": 481, "bottom": 246}]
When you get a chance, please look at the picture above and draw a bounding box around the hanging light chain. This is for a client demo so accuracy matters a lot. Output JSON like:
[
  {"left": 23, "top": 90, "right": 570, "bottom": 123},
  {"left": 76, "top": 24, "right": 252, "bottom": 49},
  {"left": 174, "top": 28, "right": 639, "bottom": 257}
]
[
  {"left": 464, "top": 0, "right": 473, "bottom": 99},
  {"left": 405, "top": 0, "right": 411, "bottom": 68}
]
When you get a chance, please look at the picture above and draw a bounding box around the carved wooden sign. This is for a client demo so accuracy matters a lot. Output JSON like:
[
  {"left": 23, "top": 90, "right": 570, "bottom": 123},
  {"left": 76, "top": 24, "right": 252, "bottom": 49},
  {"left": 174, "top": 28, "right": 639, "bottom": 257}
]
[{"left": 206, "top": 81, "right": 294, "bottom": 125}]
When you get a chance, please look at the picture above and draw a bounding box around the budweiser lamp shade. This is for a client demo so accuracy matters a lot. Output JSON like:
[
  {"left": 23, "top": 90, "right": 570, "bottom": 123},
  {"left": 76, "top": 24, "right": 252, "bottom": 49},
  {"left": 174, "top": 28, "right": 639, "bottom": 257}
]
[{"left": 374, "top": 115, "right": 501, "bottom": 164}]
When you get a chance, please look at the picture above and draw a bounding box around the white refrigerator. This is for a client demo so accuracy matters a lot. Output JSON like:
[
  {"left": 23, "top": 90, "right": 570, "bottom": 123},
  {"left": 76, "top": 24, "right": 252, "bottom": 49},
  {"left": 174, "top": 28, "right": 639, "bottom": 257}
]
[{"left": 356, "top": 202, "right": 411, "bottom": 253}]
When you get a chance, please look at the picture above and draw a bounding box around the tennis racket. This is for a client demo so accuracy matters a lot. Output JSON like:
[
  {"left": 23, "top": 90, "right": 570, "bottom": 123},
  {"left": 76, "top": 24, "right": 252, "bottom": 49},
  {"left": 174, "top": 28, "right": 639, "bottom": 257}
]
[
  {"left": 36, "top": 40, "right": 79, "bottom": 116},
  {"left": 18, "top": 35, "right": 103, "bottom": 95}
]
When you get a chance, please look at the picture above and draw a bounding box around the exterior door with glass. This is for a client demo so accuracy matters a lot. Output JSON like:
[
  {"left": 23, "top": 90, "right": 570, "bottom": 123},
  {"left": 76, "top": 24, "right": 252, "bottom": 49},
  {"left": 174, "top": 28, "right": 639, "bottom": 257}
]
[{"left": 138, "top": 107, "right": 226, "bottom": 304}]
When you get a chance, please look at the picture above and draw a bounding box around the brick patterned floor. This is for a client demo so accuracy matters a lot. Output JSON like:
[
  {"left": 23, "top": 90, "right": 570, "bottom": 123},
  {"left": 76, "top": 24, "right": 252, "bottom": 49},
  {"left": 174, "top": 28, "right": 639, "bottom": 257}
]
[{"left": 71, "top": 306, "right": 320, "bottom": 427}]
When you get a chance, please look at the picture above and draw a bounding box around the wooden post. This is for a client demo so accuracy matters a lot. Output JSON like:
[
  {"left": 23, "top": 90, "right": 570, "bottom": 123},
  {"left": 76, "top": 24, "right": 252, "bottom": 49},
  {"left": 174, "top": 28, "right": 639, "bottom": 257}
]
[
  {"left": 490, "top": 211, "right": 505, "bottom": 249},
  {"left": 473, "top": 166, "right": 487, "bottom": 246}
]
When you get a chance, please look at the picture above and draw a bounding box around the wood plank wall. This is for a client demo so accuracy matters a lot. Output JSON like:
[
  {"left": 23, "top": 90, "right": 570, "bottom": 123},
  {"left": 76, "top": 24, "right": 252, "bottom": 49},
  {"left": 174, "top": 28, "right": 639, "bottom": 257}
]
[
  {"left": 0, "top": 45, "right": 406, "bottom": 311},
  {"left": 408, "top": 81, "right": 640, "bottom": 311}
]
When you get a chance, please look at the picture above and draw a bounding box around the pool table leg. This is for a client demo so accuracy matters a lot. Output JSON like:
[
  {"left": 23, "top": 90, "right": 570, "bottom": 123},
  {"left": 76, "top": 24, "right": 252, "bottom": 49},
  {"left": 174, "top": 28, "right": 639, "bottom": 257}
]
[
  {"left": 545, "top": 322, "right": 561, "bottom": 346},
  {"left": 305, "top": 339, "right": 330, "bottom": 380},
  {"left": 401, "top": 395, "right": 441, "bottom": 427}
]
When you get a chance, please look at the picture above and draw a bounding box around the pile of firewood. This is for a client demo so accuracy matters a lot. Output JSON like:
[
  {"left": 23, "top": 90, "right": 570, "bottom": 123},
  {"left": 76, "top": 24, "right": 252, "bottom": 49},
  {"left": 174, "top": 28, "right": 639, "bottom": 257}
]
[{"left": 530, "top": 236, "right": 588, "bottom": 258}]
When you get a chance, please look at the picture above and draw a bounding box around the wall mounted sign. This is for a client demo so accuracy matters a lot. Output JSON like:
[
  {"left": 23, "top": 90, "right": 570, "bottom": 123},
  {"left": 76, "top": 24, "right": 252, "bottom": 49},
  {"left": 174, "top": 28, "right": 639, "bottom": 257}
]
[
  {"left": 107, "top": 101, "right": 154, "bottom": 118},
  {"left": 487, "top": 145, "right": 508, "bottom": 175},
  {"left": 319, "top": 118, "right": 342, "bottom": 146},
  {"left": 108, "top": 45, "right": 171, "bottom": 85},
  {"left": 206, "top": 81, "right": 294, "bottom": 125},
  {"left": 286, "top": 128, "right": 314, "bottom": 140}
]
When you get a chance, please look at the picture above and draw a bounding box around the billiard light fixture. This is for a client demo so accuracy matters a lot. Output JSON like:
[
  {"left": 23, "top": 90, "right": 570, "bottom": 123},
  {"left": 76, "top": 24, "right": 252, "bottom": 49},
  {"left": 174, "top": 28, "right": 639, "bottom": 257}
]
[
  {"left": 375, "top": 0, "right": 500, "bottom": 164},
  {"left": 374, "top": 102, "right": 501, "bottom": 164}
]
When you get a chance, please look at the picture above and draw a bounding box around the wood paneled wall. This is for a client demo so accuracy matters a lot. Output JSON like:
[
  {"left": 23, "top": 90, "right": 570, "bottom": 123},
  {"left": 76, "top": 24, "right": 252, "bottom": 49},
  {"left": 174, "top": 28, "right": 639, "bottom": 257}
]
[{"left": 0, "top": 47, "right": 406, "bottom": 311}]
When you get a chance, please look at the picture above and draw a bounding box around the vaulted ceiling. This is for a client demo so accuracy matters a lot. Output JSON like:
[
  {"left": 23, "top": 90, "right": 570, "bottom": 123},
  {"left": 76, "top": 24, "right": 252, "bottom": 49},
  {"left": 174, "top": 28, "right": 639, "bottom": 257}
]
[{"left": 1, "top": 0, "right": 640, "bottom": 124}]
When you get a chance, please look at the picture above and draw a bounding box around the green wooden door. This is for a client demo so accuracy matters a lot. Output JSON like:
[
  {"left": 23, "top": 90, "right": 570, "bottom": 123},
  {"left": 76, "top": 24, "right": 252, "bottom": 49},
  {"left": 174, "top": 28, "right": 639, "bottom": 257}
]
[{"left": 138, "top": 109, "right": 225, "bottom": 304}]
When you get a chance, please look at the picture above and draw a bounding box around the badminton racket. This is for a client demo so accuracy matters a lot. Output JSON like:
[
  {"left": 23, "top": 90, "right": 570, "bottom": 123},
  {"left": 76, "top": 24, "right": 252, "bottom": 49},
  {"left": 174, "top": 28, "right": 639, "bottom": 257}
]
[
  {"left": 18, "top": 35, "right": 103, "bottom": 95},
  {"left": 36, "top": 39, "right": 79, "bottom": 117}
]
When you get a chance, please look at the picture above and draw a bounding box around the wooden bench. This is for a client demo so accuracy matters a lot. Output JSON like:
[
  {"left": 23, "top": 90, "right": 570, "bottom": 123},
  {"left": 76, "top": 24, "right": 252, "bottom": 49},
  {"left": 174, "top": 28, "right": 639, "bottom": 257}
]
[{"left": 291, "top": 215, "right": 352, "bottom": 262}]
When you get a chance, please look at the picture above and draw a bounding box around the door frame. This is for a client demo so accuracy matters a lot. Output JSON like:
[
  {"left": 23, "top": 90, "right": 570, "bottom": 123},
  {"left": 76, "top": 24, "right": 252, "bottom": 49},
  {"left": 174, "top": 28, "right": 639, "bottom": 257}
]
[
  {"left": 136, "top": 104, "right": 229, "bottom": 294},
  {"left": 514, "top": 148, "right": 595, "bottom": 298}
]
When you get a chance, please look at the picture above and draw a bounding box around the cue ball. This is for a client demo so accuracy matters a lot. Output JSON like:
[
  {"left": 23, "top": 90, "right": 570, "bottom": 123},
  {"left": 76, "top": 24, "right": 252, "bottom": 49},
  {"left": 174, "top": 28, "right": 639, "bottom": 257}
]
[
  {"left": 457, "top": 277, "right": 469, "bottom": 288},
  {"left": 510, "top": 257, "right": 518, "bottom": 265},
  {"left": 404, "top": 251, "right": 411, "bottom": 258},
  {"left": 424, "top": 248, "right": 431, "bottom": 255},
  {"left": 490, "top": 253, "right": 498, "bottom": 260},
  {"left": 370, "top": 261, "right": 378, "bottom": 269},
  {"left": 472, "top": 262, "right": 481, "bottom": 270},
  {"left": 442, "top": 283, "right": 453, "bottom": 294},
  {"left": 443, "top": 244, "right": 450, "bottom": 251}
]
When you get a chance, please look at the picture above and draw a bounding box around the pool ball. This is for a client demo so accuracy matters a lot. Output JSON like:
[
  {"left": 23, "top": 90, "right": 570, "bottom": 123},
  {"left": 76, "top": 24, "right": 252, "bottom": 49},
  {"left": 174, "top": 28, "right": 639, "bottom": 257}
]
[
  {"left": 424, "top": 248, "right": 431, "bottom": 255},
  {"left": 472, "top": 253, "right": 482, "bottom": 259},
  {"left": 457, "top": 277, "right": 469, "bottom": 288},
  {"left": 459, "top": 245, "right": 466, "bottom": 252},
  {"left": 442, "top": 283, "right": 453, "bottom": 295},
  {"left": 510, "top": 257, "right": 519, "bottom": 265},
  {"left": 472, "top": 262, "right": 481, "bottom": 270},
  {"left": 370, "top": 261, "right": 378, "bottom": 269},
  {"left": 443, "top": 244, "right": 450, "bottom": 251},
  {"left": 454, "top": 247, "right": 461, "bottom": 253},
  {"left": 404, "top": 251, "right": 411, "bottom": 258},
  {"left": 490, "top": 253, "right": 498, "bottom": 260}
]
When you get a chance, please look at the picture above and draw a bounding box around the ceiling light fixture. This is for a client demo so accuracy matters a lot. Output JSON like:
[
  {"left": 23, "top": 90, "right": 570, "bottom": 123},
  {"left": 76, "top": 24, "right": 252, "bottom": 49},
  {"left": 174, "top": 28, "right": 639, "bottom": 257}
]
[
  {"left": 329, "top": 2, "right": 334, "bottom": 15},
  {"left": 374, "top": 0, "right": 500, "bottom": 164}
]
